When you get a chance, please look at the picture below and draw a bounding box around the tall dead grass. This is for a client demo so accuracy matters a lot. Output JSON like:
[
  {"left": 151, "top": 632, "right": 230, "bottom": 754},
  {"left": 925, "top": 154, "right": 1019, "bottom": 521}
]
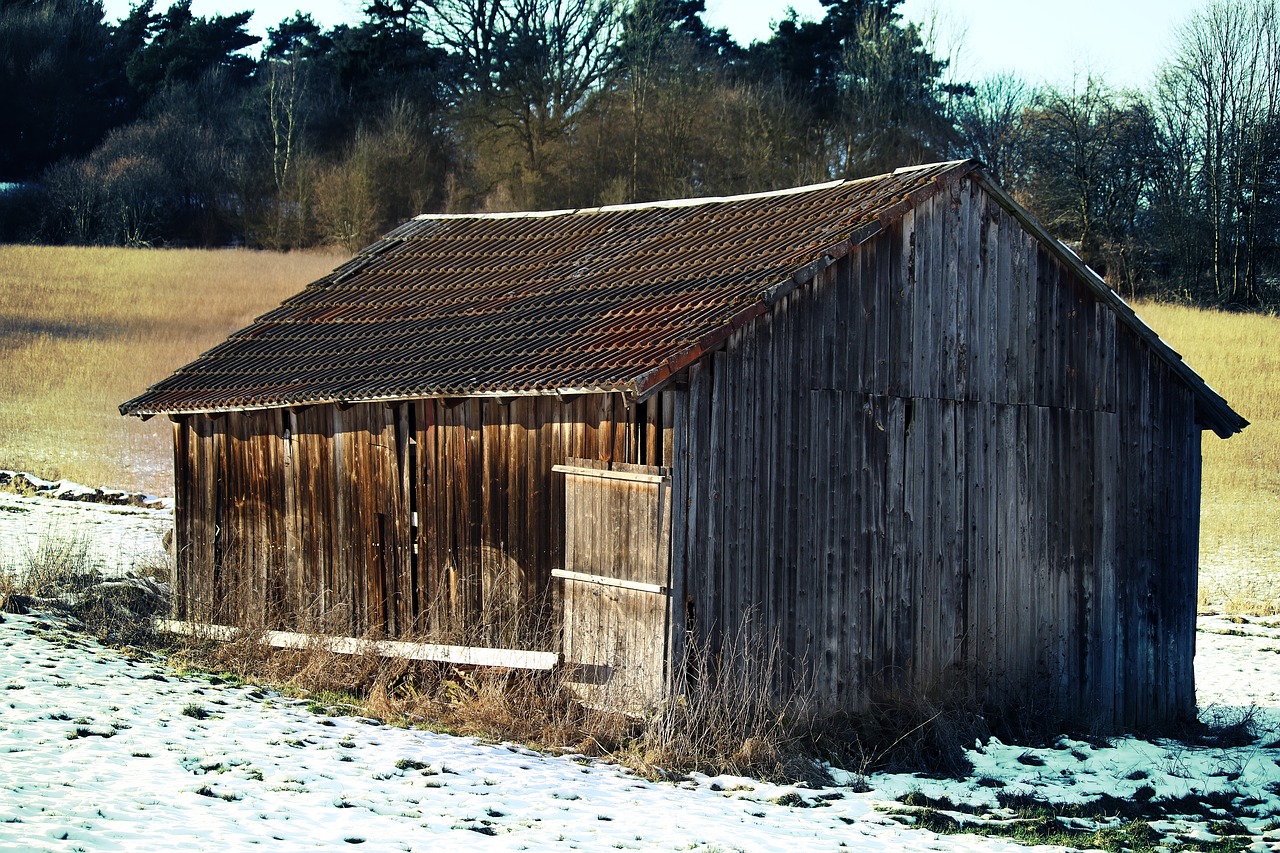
[
  {"left": 171, "top": 626, "right": 640, "bottom": 757},
  {"left": 1133, "top": 300, "right": 1280, "bottom": 612},
  {"left": 170, "top": 619, "right": 988, "bottom": 784},
  {"left": 0, "top": 245, "right": 347, "bottom": 494},
  {"left": 631, "top": 625, "right": 828, "bottom": 784},
  {"left": 0, "top": 533, "right": 171, "bottom": 643}
]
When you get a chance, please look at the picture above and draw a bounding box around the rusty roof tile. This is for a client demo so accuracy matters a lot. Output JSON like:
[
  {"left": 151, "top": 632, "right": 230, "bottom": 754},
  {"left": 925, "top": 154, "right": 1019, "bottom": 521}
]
[{"left": 121, "top": 160, "right": 977, "bottom": 415}]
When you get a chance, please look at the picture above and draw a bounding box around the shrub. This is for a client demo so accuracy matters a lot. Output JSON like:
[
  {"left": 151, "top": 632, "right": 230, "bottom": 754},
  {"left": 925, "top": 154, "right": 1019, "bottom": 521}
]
[{"left": 812, "top": 682, "right": 987, "bottom": 780}]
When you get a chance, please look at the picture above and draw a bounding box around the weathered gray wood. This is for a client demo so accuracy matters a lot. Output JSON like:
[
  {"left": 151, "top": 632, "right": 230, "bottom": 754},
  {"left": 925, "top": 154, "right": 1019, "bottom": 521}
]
[
  {"left": 168, "top": 172, "right": 1208, "bottom": 730},
  {"left": 560, "top": 460, "right": 671, "bottom": 709}
]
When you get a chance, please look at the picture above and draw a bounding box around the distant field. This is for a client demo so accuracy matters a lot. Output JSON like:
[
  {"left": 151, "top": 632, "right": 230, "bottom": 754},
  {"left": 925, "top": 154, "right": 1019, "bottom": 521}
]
[
  {"left": 1133, "top": 301, "right": 1280, "bottom": 612},
  {"left": 0, "top": 249, "right": 1274, "bottom": 608},
  {"left": 0, "top": 245, "right": 348, "bottom": 495}
]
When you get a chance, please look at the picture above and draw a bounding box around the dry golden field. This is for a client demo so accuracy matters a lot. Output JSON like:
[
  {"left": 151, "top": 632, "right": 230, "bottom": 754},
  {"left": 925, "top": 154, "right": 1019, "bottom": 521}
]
[
  {"left": 1133, "top": 301, "right": 1280, "bottom": 611},
  {"left": 0, "top": 245, "right": 347, "bottom": 494},
  {"left": 0, "top": 248, "right": 1274, "bottom": 608}
]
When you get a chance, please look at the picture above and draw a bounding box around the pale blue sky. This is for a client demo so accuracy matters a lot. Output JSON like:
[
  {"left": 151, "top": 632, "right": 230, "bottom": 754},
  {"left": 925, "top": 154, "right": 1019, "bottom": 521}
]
[
  {"left": 704, "top": 0, "right": 1205, "bottom": 89},
  {"left": 100, "top": 0, "right": 1207, "bottom": 90}
]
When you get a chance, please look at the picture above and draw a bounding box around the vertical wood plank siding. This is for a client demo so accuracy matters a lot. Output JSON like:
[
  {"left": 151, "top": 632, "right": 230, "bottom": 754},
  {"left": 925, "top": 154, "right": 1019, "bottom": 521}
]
[
  {"left": 172, "top": 393, "right": 665, "bottom": 647},
  {"left": 171, "top": 174, "right": 1202, "bottom": 729},
  {"left": 668, "top": 176, "right": 1199, "bottom": 728}
]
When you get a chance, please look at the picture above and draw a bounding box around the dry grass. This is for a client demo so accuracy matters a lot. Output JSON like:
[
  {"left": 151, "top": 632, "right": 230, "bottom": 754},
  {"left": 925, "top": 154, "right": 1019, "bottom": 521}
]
[
  {"left": 0, "top": 533, "right": 171, "bottom": 642},
  {"left": 168, "top": 620, "right": 988, "bottom": 785},
  {"left": 1132, "top": 300, "right": 1280, "bottom": 613},
  {"left": 172, "top": 631, "right": 834, "bottom": 783},
  {"left": 171, "top": 628, "right": 639, "bottom": 758},
  {"left": 0, "top": 245, "right": 347, "bottom": 494},
  {"left": 628, "top": 625, "right": 829, "bottom": 784}
]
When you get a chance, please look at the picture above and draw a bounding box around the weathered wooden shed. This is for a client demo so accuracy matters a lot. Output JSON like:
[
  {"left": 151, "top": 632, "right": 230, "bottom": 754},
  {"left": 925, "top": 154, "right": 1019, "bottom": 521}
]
[{"left": 123, "top": 159, "right": 1246, "bottom": 728}]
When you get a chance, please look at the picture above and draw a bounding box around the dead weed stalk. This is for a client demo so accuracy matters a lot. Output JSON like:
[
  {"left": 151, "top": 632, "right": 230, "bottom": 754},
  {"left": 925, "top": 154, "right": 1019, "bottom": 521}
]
[{"left": 629, "top": 620, "right": 829, "bottom": 785}]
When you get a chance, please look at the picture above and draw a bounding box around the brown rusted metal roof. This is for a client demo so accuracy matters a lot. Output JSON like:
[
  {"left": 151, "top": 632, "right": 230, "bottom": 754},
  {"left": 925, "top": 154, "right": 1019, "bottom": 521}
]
[{"left": 121, "top": 160, "right": 978, "bottom": 415}]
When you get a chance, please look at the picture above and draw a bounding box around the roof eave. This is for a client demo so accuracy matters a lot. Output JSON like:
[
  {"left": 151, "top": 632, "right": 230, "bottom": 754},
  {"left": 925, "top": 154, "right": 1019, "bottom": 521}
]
[
  {"left": 970, "top": 172, "right": 1248, "bottom": 439},
  {"left": 120, "top": 384, "right": 635, "bottom": 419}
]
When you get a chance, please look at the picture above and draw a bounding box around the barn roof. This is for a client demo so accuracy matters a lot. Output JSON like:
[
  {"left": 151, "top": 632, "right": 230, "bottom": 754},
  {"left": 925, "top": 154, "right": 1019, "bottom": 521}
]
[{"left": 121, "top": 159, "right": 1246, "bottom": 437}]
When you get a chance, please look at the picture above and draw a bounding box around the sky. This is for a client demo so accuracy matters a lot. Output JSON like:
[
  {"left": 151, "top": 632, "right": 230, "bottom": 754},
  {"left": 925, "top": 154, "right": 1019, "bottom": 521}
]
[{"left": 99, "top": 0, "right": 1209, "bottom": 91}]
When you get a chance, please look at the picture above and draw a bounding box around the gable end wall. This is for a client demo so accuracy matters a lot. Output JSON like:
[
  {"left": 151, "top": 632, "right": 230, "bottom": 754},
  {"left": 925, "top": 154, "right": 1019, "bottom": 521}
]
[{"left": 669, "top": 176, "right": 1199, "bottom": 728}]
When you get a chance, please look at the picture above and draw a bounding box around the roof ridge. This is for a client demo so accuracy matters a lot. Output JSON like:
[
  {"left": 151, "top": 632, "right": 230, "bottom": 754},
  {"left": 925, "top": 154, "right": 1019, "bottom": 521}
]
[
  {"left": 412, "top": 160, "right": 975, "bottom": 223},
  {"left": 411, "top": 181, "right": 848, "bottom": 222},
  {"left": 892, "top": 159, "right": 971, "bottom": 175}
]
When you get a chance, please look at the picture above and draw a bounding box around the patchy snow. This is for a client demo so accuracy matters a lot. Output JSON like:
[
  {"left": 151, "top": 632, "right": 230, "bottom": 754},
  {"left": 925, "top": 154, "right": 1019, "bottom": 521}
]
[
  {"left": 2, "top": 611, "right": 1278, "bottom": 852},
  {"left": 857, "top": 614, "right": 1280, "bottom": 802},
  {"left": 1, "top": 610, "right": 1081, "bottom": 853},
  {"left": 1197, "top": 614, "right": 1280, "bottom": 713},
  {"left": 0, "top": 470, "right": 171, "bottom": 509},
  {"left": 1, "top": 475, "right": 1279, "bottom": 852},
  {"left": 0, "top": 478, "right": 171, "bottom": 579}
]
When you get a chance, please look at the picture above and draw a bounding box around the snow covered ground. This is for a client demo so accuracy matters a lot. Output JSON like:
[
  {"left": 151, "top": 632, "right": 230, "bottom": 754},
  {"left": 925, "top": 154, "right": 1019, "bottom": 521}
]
[
  {"left": 0, "top": 473, "right": 170, "bottom": 578},
  {"left": 1, "top": 480, "right": 1279, "bottom": 852},
  {"left": 0, "top": 609, "right": 1068, "bottom": 853}
]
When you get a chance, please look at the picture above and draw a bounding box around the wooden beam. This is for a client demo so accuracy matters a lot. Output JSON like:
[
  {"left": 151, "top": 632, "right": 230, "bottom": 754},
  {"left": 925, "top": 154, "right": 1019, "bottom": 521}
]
[
  {"left": 551, "top": 568, "right": 669, "bottom": 595},
  {"left": 552, "top": 463, "right": 667, "bottom": 484},
  {"left": 155, "top": 620, "right": 560, "bottom": 670}
]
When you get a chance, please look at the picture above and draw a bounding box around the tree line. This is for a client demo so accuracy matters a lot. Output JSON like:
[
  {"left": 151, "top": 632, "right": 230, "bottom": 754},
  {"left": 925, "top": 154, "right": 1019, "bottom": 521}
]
[{"left": 1, "top": 0, "right": 1276, "bottom": 309}]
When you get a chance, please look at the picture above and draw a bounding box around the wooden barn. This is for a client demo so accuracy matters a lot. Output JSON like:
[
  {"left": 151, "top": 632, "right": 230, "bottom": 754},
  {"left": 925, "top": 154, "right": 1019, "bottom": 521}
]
[{"left": 122, "top": 159, "right": 1246, "bottom": 728}]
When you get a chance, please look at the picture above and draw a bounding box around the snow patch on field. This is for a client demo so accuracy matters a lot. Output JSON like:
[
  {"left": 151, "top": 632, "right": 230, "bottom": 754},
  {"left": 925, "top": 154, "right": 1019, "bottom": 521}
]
[
  {"left": 0, "top": 611, "right": 1082, "bottom": 853},
  {"left": 0, "top": 479, "right": 170, "bottom": 578},
  {"left": 1, "top": 611, "right": 1278, "bottom": 852}
]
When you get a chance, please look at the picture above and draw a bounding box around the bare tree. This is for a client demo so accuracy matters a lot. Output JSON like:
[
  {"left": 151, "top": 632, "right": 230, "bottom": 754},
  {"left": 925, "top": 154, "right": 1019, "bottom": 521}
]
[
  {"left": 370, "top": 0, "right": 622, "bottom": 177},
  {"left": 240, "top": 55, "right": 315, "bottom": 249},
  {"left": 1159, "top": 0, "right": 1280, "bottom": 304},
  {"left": 953, "top": 72, "right": 1029, "bottom": 185},
  {"left": 1017, "top": 75, "right": 1161, "bottom": 293},
  {"left": 265, "top": 58, "right": 306, "bottom": 198},
  {"left": 316, "top": 99, "right": 447, "bottom": 249},
  {"left": 615, "top": 0, "right": 683, "bottom": 201}
]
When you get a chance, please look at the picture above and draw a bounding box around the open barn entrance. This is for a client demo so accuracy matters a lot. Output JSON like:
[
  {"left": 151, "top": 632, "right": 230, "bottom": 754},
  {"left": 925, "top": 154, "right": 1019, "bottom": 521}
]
[{"left": 553, "top": 459, "right": 674, "bottom": 710}]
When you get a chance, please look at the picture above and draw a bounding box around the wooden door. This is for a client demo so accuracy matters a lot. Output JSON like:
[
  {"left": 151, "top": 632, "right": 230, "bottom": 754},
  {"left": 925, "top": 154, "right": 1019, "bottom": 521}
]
[{"left": 552, "top": 459, "right": 673, "bottom": 711}]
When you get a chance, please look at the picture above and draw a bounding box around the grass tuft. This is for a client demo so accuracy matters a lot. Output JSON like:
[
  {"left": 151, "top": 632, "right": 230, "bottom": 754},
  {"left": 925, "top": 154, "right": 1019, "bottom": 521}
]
[
  {"left": 629, "top": 626, "right": 828, "bottom": 785},
  {"left": 0, "top": 534, "right": 170, "bottom": 643}
]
